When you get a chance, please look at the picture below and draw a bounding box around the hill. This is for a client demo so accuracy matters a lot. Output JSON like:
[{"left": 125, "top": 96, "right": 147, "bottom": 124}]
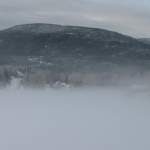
[
  {"left": 138, "top": 38, "right": 150, "bottom": 44},
  {"left": 0, "top": 23, "right": 150, "bottom": 72}
]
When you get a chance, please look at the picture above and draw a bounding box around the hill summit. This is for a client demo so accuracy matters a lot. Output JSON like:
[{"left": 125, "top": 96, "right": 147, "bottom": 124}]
[{"left": 0, "top": 23, "right": 149, "bottom": 57}]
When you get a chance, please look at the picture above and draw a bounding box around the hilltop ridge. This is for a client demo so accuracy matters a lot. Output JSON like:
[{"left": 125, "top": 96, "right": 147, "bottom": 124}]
[{"left": 0, "top": 23, "right": 149, "bottom": 56}]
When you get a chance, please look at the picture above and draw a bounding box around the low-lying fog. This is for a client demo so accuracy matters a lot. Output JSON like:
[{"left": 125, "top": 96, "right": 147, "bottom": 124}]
[{"left": 0, "top": 88, "right": 150, "bottom": 150}]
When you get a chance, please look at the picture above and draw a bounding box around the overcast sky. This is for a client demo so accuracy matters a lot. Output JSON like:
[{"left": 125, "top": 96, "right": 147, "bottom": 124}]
[{"left": 0, "top": 0, "right": 150, "bottom": 38}]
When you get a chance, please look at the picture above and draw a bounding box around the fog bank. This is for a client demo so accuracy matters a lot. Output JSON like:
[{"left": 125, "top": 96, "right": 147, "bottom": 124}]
[{"left": 0, "top": 89, "right": 150, "bottom": 150}]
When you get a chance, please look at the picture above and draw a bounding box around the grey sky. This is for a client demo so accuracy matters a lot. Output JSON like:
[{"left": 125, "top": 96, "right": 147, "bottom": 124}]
[{"left": 0, "top": 0, "right": 150, "bottom": 38}]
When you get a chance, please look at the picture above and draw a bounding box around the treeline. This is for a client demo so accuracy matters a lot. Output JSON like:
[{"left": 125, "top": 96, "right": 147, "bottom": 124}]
[
  {"left": 0, "top": 66, "right": 13, "bottom": 87},
  {"left": 0, "top": 65, "right": 150, "bottom": 89},
  {"left": 0, "top": 66, "right": 83, "bottom": 89}
]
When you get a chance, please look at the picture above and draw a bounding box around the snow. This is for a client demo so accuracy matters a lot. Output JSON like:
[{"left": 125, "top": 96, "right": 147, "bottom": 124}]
[
  {"left": 39, "top": 61, "right": 53, "bottom": 66},
  {"left": 53, "top": 81, "right": 72, "bottom": 89},
  {"left": 4, "top": 24, "right": 77, "bottom": 34},
  {"left": 16, "top": 71, "right": 23, "bottom": 77},
  {"left": 6, "top": 77, "right": 22, "bottom": 90},
  {"left": 28, "top": 58, "right": 35, "bottom": 62},
  {"left": 65, "top": 33, "right": 74, "bottom": 34},
  {"left": 0, "top": 89, "right": 150, "bottom": 150}
]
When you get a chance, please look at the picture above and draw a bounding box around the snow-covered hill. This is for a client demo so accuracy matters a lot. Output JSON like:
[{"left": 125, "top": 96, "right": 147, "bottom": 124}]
[
  {"left": 0, "top": 23, "right": 149, "bottom": 57},
  {"left": 0, "top": 23, "right": 150, "bottom": 72}
]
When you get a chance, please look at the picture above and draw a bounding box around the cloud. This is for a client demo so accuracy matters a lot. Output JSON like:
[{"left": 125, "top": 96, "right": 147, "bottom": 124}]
[
  {"left": 0, "top": 0, "right": 150, "bottom": 38},
  {"left": 1, "top": 89, "right": 150, "bottom": 150}
]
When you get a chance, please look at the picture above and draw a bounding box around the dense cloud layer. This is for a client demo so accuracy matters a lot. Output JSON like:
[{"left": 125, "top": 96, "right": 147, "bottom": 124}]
[
  {"left": 0, "top": 89, "right": 150, "bottom": 150},
  {"left": 0, "top": 0, "right": 150, "bottom": 37}
]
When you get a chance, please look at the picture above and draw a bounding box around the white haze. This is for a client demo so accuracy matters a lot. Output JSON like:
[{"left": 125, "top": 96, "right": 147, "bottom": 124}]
[{"left": 0, "top": 88, "right": 150, "bottom": 150}]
